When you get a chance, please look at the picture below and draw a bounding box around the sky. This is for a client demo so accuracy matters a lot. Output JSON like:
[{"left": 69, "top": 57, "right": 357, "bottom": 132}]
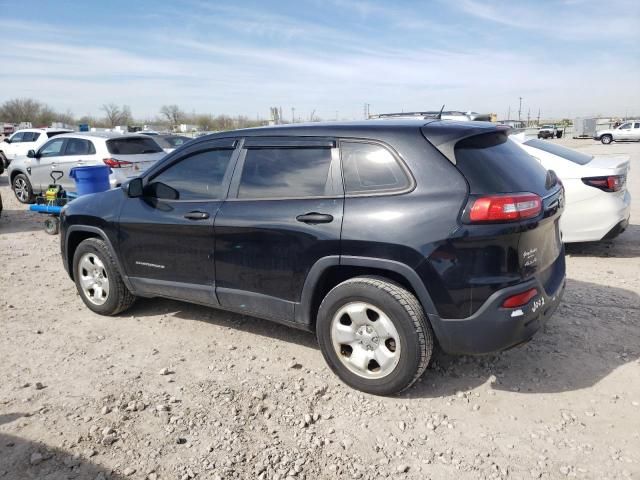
[{"left": 0, "top": 0, "right": 638, "bottom": 121}]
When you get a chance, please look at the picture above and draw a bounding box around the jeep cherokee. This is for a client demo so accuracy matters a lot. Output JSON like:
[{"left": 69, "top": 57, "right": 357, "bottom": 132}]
[{"left": 60, "top": 120, "right": 566, "bottom": 395}]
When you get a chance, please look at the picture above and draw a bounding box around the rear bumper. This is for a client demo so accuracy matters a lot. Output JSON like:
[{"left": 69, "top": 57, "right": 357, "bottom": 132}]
[{"left": 432, "top": 276, "right": 565, "bottom": 355}]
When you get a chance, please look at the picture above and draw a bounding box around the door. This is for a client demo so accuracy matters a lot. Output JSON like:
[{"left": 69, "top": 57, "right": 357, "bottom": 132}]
[
  {"left": 4, "top": 131, "right": 24, "bottom": 160},
  {"left": 61, "top": 138, "right": 97, "bottom": 190},
  {"left": 633, "top": 122, "right": 640, "bottom": 140},
  {"left": 118, "top": 139, "right": 238, "bottom": 306},
  {"left": 214, "top": 137, "right": 343, "bottom": 323},
  {"left": 29, "top": 137, "right": 68, "bottom": 191},
  {"left": 615, "top": 122, "right": 632, "bottom": 140}
]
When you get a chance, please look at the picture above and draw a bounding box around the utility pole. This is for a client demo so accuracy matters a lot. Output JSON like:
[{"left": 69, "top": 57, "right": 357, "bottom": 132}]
[
  {"left": 291, "top": 107, "right": 295, "bottom": 124},
  {"left": 527, "top": 108, "right": 531, "bottom": 127},
  {"left": 363, "top": 103, "right": 370, "bottom": 119},
  {"left": 507, "top": 106, "right": 511, "bottom": 120},
  {"left": 537, "top": 108, "right": 541, "bottom": 126},
  {"left": 518, "top": 97, "right": 523, "bottom": 122}
]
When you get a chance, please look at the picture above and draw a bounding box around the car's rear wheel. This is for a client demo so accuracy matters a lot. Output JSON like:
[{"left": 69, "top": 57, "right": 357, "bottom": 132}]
[
  {"left": 0, "top": 152, "right": 7, "bottom": 170},
  {"left": 316, "top": 276, "right": 433, "bottom": 395},
  {"left": 12, "top": 173, "right": 35, "bottom": 203},
  {"left": 601, "top": 134, "right": 613, "bottom": 145},
  {"left": 73, "top": 238, "right": 136, "bottom": 315}
]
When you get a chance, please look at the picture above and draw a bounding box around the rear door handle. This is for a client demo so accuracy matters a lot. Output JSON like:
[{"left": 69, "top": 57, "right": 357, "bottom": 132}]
[
  {"left": 296, "top": 212, "right": 333, "bottom": 224},
  {"left": 184, "top": 211, "right": 210, "bottom": 220}
]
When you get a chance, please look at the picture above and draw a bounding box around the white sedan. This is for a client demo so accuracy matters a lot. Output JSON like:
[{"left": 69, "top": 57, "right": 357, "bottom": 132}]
[{"left": 511, "top": 136, "right": 631, "bottom": 243}]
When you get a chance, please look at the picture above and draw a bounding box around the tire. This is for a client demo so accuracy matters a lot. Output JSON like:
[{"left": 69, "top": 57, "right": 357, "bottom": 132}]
[
  {"left": 601, "top": 134, "right": 613, "bottom": 145},
  {"left": 44, "top": 217, "right": 60, "bottom": 235},
  {"left": 12, "top": 173, "right": 35, "bottom": 204},
  {"left": 0, "top": 152, "right": 7, "bottom": 170},
  {"left": 316, "top": 275, "right": 433, "bottom": 395},
  {"left": 73, "top": 238, "right": 136, "bottom": 315}
]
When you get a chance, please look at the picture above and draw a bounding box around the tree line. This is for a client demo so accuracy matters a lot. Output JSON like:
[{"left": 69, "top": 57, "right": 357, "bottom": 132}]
[{"left": 0, "top": 98, "right": 266, "bottom": 131}]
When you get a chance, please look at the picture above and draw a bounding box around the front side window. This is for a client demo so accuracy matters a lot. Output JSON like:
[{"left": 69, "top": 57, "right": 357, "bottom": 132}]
[
  {"left": 32, "top": 132, "right": 41, "bottom": 141},
  {"left": 65, "top": 138, "right": 95, "bottom": 155},
  {"left": 238, "top": 147, "right": 333, "bottom": 199},
  {"left": 9, "top": 132, "right": 24, "bottom": 143},
  {"left": 39, "top": 139, "right": 66, "bottom": 157},
  {"left": 619, "top": 123, "right": 631, "bottom": 130},
  {"left": 341, "top": 142, "right": 410, "bottom": 194},
  {"left": 150, "top": 149, "right": 233, "bottom": 200}
]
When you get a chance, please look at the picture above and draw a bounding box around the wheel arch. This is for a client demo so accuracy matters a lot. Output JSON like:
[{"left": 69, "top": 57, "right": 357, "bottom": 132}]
[
  {"left": 65, "top": 226, "right": 133, "bottom": 291},
  {"left": 297, "top": 256, "right": 442, "bottom": 337}
]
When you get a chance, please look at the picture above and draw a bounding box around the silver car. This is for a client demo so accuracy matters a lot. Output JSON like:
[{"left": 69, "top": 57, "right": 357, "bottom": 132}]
[
  {"left": 594, "top": 120, "right": 640, "bottom": 144},
  {"left": 8, "top": 132, "right": 166, "bottom": 203}
]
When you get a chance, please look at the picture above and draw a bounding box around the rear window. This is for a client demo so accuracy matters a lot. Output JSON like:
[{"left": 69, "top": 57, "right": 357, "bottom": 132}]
[
  {"left": 523, "top": 138, "right": 592, "bottom": 165},
  {"left": 47, "top": 131, "right": 68, "bottom": 138},
  {"left": 238, "top": 147, "right": 333, "bottom": 199},
  {"left": 454, "top": 133, "right": 551, "bottom": 195},
  {"left": 107, "top": 137, "right": 163, "bottom": 155}
]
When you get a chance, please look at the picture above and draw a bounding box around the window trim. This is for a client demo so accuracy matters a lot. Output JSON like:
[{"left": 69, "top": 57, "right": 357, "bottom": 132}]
[
  {"left": 143, "top": 142, "right": 240, "bottom": 203},
  {"left": 227, "top": 139, "right": 343, "bottom": 201},
  {"left": 338, "top": 138, "right": 416, "bottom": 197}
]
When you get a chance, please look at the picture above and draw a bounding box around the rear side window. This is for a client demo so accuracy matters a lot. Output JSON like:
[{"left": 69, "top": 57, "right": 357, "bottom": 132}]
[
  {"left": 455, "top": 133, "right": 551, "bottom": 195},
  {"left": 107, "top": 137, "right": 163, "bottom": 155},
  {"left": 634, "top": 123, "right": 640, "bottom": 129},
  {"left": 21, "top": 132, "right": 36, "bottom": 142},
  {"left": 238, "top": 148, "right": 333, "bottom": 199},
  {"left": 65, "top": 138, "right": 96, "bottom": 155},
  {"left": 523, "top": 138, "right": 592, "bottom": 165},
  {"left": 151, "top": 149, "right": 234, "bottom": 200},
  {"left": 341, "top": 142, "right": 410, "bottom": 194}
]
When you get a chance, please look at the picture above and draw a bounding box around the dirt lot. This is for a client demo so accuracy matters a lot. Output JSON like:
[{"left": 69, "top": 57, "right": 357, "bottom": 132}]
[{"left": 1, "top": 138, "right": 639, "bottom": 480}]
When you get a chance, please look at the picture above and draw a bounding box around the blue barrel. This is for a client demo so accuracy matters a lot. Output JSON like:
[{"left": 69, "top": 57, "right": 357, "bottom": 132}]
[{"left": 69, "top": 165, "right": 111, "bottom": 196}]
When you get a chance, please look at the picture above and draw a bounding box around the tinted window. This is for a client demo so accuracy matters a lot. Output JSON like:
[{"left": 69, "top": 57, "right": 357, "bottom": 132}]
[
  {"left": 32, "top": 132, "right": 41, "bottom": 141},
  {"left": 65, "top": 138, "right": 96, "bottom": 155},
  {"left": 9, "top": 132, "right": 23, "bottom": 143},
  {"left": 107, "top": 137, "right": 163, "bottom": 155},
  {"left": 238, "top": 148, "right": 332, "bottom": 199},
  {"left": 524, "top": 138, "right": 592, "bottom": 165},
  {"left": 341, "top": 142, "right": 410, "bottom": 193},
  {"left": 634, "top": 123, "right": 640, "bottom": 129},
  {"left": 47, "top": 131, "right": 68, "bottom": 138},
  {"left": 151, "top": 149, "right": 233, "bottom": 200},
  {"left": 455, "top": 133, "right": 551, "bottom": 196},
  {"left": 39, "top": 139, "right": 66, "bottom": 157},
  {"left": 21, "top": 132, "right": 36, "bottom": 142}
]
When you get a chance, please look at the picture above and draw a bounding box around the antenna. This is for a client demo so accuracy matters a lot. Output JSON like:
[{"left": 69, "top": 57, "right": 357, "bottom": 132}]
[{"left": 436, "top": 104, "right": 445, "bottom": 120}]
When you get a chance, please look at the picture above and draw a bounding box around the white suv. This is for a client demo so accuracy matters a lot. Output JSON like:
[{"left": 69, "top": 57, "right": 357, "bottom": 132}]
[
  {"left": 594, "top": 120, "right": 640, "bottom": 144},
  {"left": 0, "top": 128, "right": 72, "bottom": 168},
  {"left": 7, "top": 132, "right": 166, "bottom": 203}
]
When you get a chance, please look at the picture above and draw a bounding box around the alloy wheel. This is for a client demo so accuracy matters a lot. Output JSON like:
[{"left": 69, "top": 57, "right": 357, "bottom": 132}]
[{"left": 78, "top": 253, "right": 110, "bottom": 305}]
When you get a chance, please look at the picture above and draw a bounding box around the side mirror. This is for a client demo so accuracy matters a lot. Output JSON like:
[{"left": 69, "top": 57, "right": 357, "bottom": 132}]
[
  {"left": 3, "top": 138, "right": 10, "bottom": 143},
  {"left": 127, "top": 178, "right": 144, "bottom": 198},
  {"left": 27, "top": 149, "right": 36, "bottom": 158}
]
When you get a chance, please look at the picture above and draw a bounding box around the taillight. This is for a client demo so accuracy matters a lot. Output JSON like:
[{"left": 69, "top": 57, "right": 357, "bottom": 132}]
[
  {"left": 103, "top": 158, "right": 132, "bottom": 168},
  {"left": 582, "top": 175, "right": 624, "bottom": 192},
  {"left": 468, "top": 193, "right": 542, "bottom": 223},
  {"left": 502, "top": 288, "right": 538, "bottom": 308}
]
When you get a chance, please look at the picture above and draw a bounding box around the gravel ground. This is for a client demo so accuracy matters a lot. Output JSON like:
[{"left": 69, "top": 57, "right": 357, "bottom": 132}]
[{"left": 1, "top": 138, "right": 639, "bottom": 480}]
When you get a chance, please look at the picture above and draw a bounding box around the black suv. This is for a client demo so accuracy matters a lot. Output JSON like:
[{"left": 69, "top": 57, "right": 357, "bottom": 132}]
[{"left": 60, "top": 120, "right": 566, "bottom": 395}]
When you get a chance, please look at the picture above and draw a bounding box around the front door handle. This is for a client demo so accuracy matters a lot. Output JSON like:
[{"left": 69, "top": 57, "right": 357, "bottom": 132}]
[
  {"left": 184, "top": 211, "right": 210, "bottom": 220},
  {"left": 296, "top": 212, "right": 333, "bottom": 224}
]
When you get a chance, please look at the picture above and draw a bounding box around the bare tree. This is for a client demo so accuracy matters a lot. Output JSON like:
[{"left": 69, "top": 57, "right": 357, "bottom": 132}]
[
  {"left": 0, "top": 98, "right": 46, "bottom": 124},
  {"left": 160, "top": 105, "right": 185, "bottom": 126},
  {"left": 102, "top": 103, "right": 122, "bottom": 127}
]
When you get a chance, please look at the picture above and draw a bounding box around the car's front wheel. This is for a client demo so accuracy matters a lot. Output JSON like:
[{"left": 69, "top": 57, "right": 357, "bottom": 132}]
[
  {"left": 12, "top": 173, "right": 35, "bottom": 203},
  {"left": 316, "top": 276, "right": 433, "bottom": 395},
  {"left": 601, "top": 134, "right": 613, "bottom": 145},
  {"left": 73, "top": 238, "right": 136, "bottom": 315}
]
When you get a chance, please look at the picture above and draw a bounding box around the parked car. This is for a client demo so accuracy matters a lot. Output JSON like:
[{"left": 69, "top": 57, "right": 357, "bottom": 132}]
[
  {"left": 594, "top": 120, "right": 640, "bottom": 144},
  {"left": 151, "top": 134, "right": 192, "bottom": 153},
  {"left": 7, "top": 132, "right": 165, "bottom": 203},
  {"left": 60, "top": 120, "right": 566, "bottom": 395},
  {"left": 0, "top": 128, "right": 72, "bottom": 170},
  {"left": 538, "top": 125, "right": 563, "bottom": 139},
  {"left": 512, "top": 136, "right": 630, "bottom": 242}
]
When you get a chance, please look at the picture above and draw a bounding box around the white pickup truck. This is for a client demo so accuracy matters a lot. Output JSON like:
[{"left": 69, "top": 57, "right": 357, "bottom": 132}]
[{"left": 594, "top": 120, "right": 640, "bottom": 144}]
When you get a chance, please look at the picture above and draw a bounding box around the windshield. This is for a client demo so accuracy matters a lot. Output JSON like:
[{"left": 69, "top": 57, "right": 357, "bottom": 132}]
[
  {"left": 106, "top": 137, "right": 163, "bottom": 155},
  {"left": 524, "top": 138, "right": 592, "bottom": 165}
]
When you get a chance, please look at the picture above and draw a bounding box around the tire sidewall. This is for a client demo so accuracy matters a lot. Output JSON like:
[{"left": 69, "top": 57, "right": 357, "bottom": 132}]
[
  {"left": 13, "top": 173, "right": 33, "bottom": 204},
  {"left": 602, "top": 135, "right": 612, "bottom": 144},
  {"left": 73, "top": 240, "right": 122, "bottom": 315},
  {"left": 317, "top": 281, "right": 426, "bottom": 395}
]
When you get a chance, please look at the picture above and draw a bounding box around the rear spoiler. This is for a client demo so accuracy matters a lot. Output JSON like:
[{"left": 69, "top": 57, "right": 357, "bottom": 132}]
[{"left": 421, "top": 121, "right": 512, "bottom": 164}]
